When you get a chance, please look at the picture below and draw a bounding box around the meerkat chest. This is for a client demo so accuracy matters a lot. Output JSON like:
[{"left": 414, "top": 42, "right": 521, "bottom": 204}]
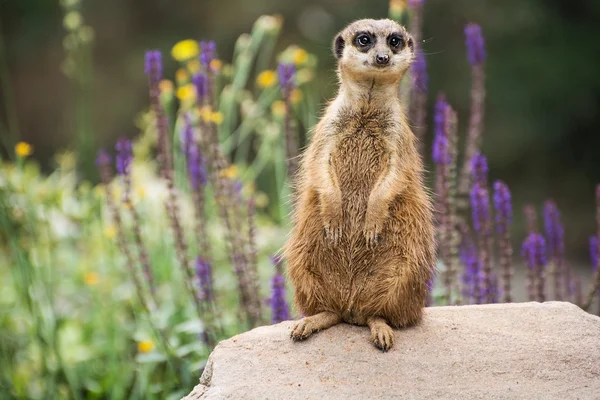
[{"left": 331, "top": 129, "right": 389, "bottom": 193}]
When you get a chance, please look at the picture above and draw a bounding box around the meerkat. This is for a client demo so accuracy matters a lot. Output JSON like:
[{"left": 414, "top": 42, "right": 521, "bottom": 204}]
[{"left": 284, "top": 19, "right": 435, "bottom": 351}]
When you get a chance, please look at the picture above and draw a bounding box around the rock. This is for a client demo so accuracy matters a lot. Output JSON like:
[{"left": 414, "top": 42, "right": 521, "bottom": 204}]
[{"left": 183, "top": 302, "right": 600, "bottom": 400}]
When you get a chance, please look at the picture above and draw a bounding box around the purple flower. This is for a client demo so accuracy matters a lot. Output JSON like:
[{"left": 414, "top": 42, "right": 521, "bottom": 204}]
[
  {"left": 182, "top": 116, "right": 206, "bottom": 189},
  {"left": 144, "top": 50, "right": 163, "bottom": 84},
  {"left": 269, "top": 255, "right": 290, "bottom": 323},
  {"left": 200, "top": 41, "right": 216, "bottom": 68},
  {"left": 590, "top": 236, "right": 599, "bottom": 271},
  {"left": 434, "top": 95, "right": 447, "bottom": 139},
  {"left": 407, "top": 0, "right": 425, "bottom": 7},
  {"left": 543, "top": 200, "right": 564, "bottom": 257},
  {"left": 411, "top": 51, "right": 428, "bottom": 92},
  {"left": 193, "top": 73, "right": 209, "bottom": 99},
  {"left": 493, "top": 181, "right": 512, "bottom": 232},
  {"left": 432, "top": 133, "right": 450, "bottom": 165},
  {"left": 460, "top": 236, "right": 479, "bottom": 302},
  {"left": 464, "top": 23, "right": 486, "bottom": 65},
  {"left": 470, "top": 183, "right": 490, "bottom": 233},
  {"left": 95, "top": 149, "right": 111, "bottom": 167},
  {"left": 233, "top": 179, "right": 243, "bottom": 194},
  {"left": 432, "top": 96, "right": 449, "bottom": 164},
  {"left": 115, "top": 138, "right": 133, "bottom": 176},
  {"left": 522, "top": 233, "right": 547, "bottom": 270},
  {"left": 195, "top": 256, "right": 213, "bottom": 302},
  {"left": 470, "top": 153, "right": 488, "bottom": 187},
  {"left": 277, "top": 62, "right": 296, "bottom": 92}
]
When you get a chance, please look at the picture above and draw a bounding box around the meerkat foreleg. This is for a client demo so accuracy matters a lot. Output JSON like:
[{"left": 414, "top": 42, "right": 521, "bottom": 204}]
[
  {"left": 364, "top": 149, "right": 405, "bottom": 247},
  {"left": 315, "top": 145, "right": 343, "bottom": 244},
  {"left": 367, "top": 316, "right": 395, "bottom": 351},
  {"left": 290, "top": 311, "right": 341, "bottom": 341}
]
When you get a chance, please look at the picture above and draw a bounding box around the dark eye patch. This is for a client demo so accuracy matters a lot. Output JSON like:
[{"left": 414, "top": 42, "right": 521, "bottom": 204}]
[
  {"left": 387, "top": 33, "right": 405, "bottom": 53},
  {"left": 353, "top": 31, "right": 375, "bottom": 52}
]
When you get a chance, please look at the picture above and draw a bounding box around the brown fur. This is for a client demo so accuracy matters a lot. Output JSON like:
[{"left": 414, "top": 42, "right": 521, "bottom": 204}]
[{"left": 284, "top": 19, "right": 436, "bottom": 351}]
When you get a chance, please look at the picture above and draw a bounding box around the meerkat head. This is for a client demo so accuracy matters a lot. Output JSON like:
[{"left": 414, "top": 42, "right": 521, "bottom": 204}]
[{"left": 333, "top": 19, "right": 414, "bottom": 83}]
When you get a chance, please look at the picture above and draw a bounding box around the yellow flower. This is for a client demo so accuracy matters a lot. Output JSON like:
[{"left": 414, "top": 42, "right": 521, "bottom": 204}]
[
  {"left": 290, "top": 88, "right": 303, "bottom": 104},
  {"left": 198, "top": 105, "right": 213, "bottom": 121},
  {"left": 171, "top": 39, "right": 200, "bottom": 62},
  {"left": 159, "top": 79, "right": 174, "bottom": 95},
  {"left": 221, "top": 165, "right": 238, "bottom": 179},
  {"left": 389, "top": 0, "right": 407, "bottom": 20},
  {"left": 210, "top": 112, "right": 224, "bottom": 125},
  {"left": 271, "top": 100, "right": 286, "bottom": 118},
  {"left": 254, "top": 192, "right": 269, "bottom": 208},
  {"left": 292, "top": 48, "right": 309, "bottom": 66},
  {"left": 187, "top": 59, "right": 201, "bottom": 74},
  {"left": 84, "top": 272, "right": 99, "bottom": 286},
  {"left": 176, "top": 84, "right": 196, "bottom": 102},
  {"left": 55, "top": 151, "right": 76, "bottom": 170},
  {"left": 137, "top": 340, "right": 154, "bottom": 353},
  {"left": 136, "top": 186, "right": 146, "bottom": 199},
  {"left": 15, "top": 142, "right": 33, "bottom": 157},
  {"left": 104, "top": 224, "right": 117, "bottom": 239},
  {"left": 198, "top": 106, "right": 223, "bottom": 125},
  {"left": 210, "top": 59, "right": 223, "bottom": 72},
  {"left": 256, "top": 70, "right": 277, "bottom": 89},
  {"left": 175, "top": 68, "right": 190, "bottom": 84}
]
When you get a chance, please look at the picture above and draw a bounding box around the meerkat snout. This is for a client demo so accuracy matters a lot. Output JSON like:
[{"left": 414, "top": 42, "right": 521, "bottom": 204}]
[{"left": 375, "top": 53, "right": 390, "bottom": 66}]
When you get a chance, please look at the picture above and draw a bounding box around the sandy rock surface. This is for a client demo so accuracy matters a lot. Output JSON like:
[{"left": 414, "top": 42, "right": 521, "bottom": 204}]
[{"left": 183, "top": 302, "right": 600, "bottom": 400}]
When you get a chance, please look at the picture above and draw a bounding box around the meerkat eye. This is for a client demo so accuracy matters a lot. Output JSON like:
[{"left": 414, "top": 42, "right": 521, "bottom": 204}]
[
  {"left": 356, "top": 34, "right": 371, "bottom": 47},
  {"left": 389, "top": 36, "right": 403, "bottom": 48}
]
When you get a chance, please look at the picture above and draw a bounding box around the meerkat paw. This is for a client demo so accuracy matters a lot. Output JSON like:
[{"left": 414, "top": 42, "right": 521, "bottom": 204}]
[
  {"left": 367, "top": 317, "right": 395, "bottom": 352},
  {"left": 363, "top": 221, "right": 382, "bottom": 249},
  {"left": 323, "top": 214, "right": 343, "bottom": 245},
  {"left": 290, "top": 312, "right": 341, "bottom": 341}
]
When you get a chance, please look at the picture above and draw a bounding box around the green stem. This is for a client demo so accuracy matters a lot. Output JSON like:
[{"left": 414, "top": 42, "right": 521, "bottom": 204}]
[{"left": 0, "top": 22, "right": 20, "bottom": 155}]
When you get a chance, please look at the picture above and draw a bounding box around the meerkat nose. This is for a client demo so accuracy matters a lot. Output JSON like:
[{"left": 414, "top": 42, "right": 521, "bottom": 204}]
[{"left": 375, "top": 54, "right": 390, "bottom": 65}]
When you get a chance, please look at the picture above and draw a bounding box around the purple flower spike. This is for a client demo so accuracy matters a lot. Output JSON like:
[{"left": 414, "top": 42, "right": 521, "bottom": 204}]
[
  {"left": 182, "top": 116, "right": 206, "bottom": 189},
  {"left": 543, "top": 200, "right": 565, "bottom": 257},
  {"left": 460, "top": 237, "right": 479, "bottom": 302},
  {"left": 115, "top": 138, "right": 133, "bottom": 176},
  {"left": 464, "top": 23, "right": 486, "bottom": 65},
  {"left": 269, "top": 255, "right": 290, "bottom": 324},
  {"left": 432, "top": 96, "right": 448, "bottom": 164},
  {"left": 144, "top": 50, "right": 163, "bottom": 83},
  {"left": 470, "top": 153, "right": 488, "bottom": 187},
  {"left": 95, "top": 149, "right": 111, "bottom": 167},
  {"left": 193, "top": 73, "right": 209, "bottom": 99},
  {"left": 407, "top": 0, "right": 425, "bottom": 7},
  {"left": 432, "top": 132, "right": 450, "bottom": 165},
  {"left": 493, "top": 181, "right": 512, "bottom": 232},
  {"left": 277, "top": 62, "right": 296, "bottom": 92},
  {"left": 200, "top": 41, "right": 216, "bottom": 67},
  {"left": 522, "top": 233, "right": 548, "bottom": 270},
  {"left": 195, "top": 256, "right": 213, "bottom": 302},
  {"left": 470, "top": 183, "right": 490, "bottom": 233},
  {"left": 411, "top": 52, "right": 428, "bottom": 92},
  {"left": 434, "top": 95, "right": 447, "bottom": 139},
  {"left": 590, "top": 236, "right": 599, "bottom": 271}
]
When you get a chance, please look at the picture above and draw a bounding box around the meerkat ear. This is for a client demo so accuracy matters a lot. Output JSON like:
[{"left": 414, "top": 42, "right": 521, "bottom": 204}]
[{"left": 333, "top": 34, "right": 345, "bottom": 59}]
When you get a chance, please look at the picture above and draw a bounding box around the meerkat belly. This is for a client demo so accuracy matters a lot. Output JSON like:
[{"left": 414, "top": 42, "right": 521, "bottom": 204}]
[
  {"left": 332, "top": 132, "right": 387, "bottom": 230},
  {"left": 329, "top": 132, "right": 388, "bottom": 325}
]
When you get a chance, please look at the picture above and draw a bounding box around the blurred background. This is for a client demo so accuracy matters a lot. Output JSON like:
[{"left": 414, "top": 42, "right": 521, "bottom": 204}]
[
  {"left": 2, "top": 0, "right": 600, "bottom": 256},
  {"left": 2, "top": 1, "right": 600, "bottom": 398}
]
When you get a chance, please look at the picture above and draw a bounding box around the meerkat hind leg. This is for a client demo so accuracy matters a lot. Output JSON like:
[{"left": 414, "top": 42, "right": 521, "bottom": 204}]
[
  {"left": 367, "top": 316, "right": 395, "bottom": 352},
  {"left": 290, "top": 311, "right": 341, "bottom": 341}
]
